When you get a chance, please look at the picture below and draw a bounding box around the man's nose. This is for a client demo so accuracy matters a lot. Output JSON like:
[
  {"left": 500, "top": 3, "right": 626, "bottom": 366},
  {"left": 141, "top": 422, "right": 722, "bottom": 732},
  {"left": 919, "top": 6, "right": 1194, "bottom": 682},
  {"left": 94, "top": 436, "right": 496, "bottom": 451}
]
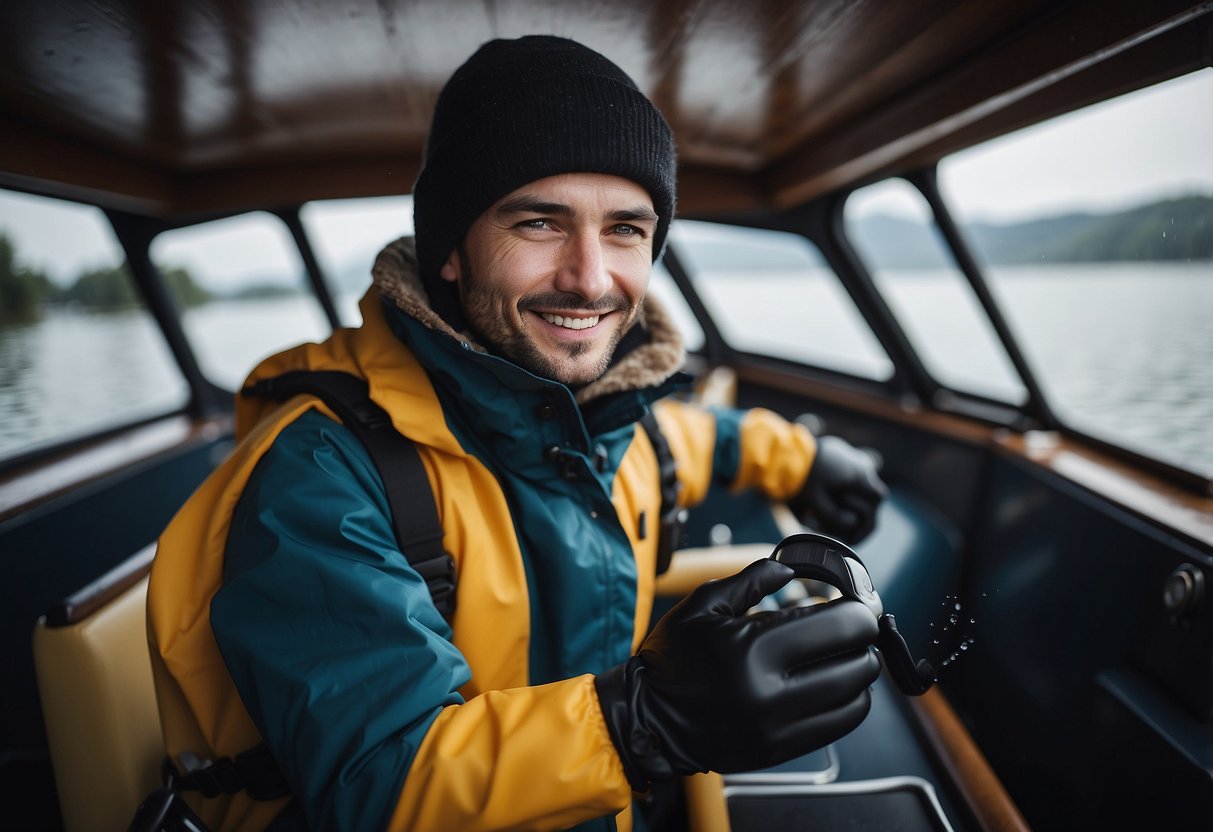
[{"left": 553, "top": 232, "right": 610, "bottom": 301}]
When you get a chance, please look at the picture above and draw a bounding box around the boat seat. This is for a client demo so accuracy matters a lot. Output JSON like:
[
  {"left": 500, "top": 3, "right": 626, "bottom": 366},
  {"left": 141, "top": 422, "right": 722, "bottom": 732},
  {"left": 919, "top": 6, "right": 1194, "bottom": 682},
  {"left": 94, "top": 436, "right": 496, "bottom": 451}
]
[{"left": 32, "top": 544, "right": 162, "bottom": 832}]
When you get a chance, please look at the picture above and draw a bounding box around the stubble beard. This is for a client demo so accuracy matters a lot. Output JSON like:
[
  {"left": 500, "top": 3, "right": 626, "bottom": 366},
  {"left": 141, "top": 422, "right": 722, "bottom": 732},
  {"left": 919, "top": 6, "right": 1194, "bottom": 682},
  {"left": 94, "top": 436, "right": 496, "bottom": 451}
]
[{"left": 456, "top": 260, "right": 637, "bottom": 388}]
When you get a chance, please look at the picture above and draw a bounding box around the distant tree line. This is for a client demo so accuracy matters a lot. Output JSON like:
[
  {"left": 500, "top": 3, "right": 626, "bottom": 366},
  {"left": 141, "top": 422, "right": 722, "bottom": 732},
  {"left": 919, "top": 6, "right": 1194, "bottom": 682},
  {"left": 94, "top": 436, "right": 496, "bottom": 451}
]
[
  {"left": 0, "top": 233, "right": 213, "bottom": 324},
  {"left": 4, "top": 194, "right": 1208, "bottom": 323},
  {"left": 964, "top": 195, "right": 1213, "bottom": 264},
  {"left": 701, "top": 194, "right": 1213, "bottom": 272},
  {"left": 0, "top": 236, "right": 52, "bottom": 323}
]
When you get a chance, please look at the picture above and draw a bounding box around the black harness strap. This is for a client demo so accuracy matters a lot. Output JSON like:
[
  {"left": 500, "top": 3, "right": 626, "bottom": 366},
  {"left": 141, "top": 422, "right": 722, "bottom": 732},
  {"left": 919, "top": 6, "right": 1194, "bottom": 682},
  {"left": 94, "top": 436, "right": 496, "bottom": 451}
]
[
  {"left": 163, "top": 745, "right": 290, "bottom": 802},
  {"left": 242, "top": 370, "right": 456, "bottom": 618},
  {"left": 638, "top": 411, "right": 686, "bottom": 576},
  {"left": 156, "top": 370, "right": 458, "bottom": 813}
]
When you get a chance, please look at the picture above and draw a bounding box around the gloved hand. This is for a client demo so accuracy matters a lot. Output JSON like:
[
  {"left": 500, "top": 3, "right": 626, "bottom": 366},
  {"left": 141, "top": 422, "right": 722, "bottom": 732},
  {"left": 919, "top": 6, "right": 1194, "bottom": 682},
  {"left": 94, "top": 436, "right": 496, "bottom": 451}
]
[
  {"left": 794, "top": 435, "right": 888, "bottom": 543},
  {"left": 595, "top": 559, "right": 881, "bottom": 789}
]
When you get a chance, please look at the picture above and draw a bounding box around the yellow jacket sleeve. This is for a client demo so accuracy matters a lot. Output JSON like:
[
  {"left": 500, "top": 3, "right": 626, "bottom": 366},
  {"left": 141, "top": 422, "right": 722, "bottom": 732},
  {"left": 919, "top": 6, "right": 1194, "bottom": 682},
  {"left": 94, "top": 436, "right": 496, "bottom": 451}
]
[
  {"left": 654, "top": 400, "right": 817, "bottom": 507},
  {"left": 390, "top": 675, "right": 634, "bottom": 831}
]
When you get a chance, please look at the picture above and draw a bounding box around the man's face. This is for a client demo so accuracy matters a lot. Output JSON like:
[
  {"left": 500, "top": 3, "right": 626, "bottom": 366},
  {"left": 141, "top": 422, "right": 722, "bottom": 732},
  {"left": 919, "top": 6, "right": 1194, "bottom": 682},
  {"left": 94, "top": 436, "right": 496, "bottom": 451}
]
[{"left": 439, "top": 172, "right": 657, "bottom": 388}]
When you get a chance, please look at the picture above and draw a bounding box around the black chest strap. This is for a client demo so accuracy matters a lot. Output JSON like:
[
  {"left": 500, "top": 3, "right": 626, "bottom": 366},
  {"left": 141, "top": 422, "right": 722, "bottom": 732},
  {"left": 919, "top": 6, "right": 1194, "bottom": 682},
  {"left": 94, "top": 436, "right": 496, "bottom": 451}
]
[
  {"left": 242, "top": 369, "right": 456, "bottom": 619},
  {"left": 638, "top": 411, "right": 686, "bottom": 576},
  {"left": 152, "top": 371, "right": 458, "bottom": 817}
]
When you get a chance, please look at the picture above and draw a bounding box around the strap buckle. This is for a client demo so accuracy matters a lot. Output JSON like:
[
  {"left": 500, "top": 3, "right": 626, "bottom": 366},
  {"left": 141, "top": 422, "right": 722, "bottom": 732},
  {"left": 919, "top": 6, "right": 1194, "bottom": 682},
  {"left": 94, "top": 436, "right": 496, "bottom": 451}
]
[{"left": 165, "top": 744, "right": 291, "bottom": 802}]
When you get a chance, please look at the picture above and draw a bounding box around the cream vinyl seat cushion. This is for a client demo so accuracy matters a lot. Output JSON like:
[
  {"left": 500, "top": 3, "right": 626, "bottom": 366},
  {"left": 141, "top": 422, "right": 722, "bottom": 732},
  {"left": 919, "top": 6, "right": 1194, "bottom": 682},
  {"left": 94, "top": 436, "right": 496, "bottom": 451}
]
[{"left": 33, "top": 545, "right": 162, "bottom": 832}]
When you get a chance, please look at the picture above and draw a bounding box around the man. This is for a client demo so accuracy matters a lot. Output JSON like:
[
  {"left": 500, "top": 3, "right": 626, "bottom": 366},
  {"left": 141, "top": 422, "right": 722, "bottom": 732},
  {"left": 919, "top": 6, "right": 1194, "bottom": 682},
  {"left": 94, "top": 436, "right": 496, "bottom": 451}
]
[{"left": 149, "top": 35, "right": 887, "bottom": 831}]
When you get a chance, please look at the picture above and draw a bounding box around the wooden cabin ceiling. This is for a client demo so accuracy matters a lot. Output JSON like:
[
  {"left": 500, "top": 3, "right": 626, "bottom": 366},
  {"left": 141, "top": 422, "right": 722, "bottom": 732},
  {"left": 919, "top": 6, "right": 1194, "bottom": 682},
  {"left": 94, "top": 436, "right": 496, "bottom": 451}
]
[{"left": 0, "top": 0, "right": 1210, "bottom": 217}]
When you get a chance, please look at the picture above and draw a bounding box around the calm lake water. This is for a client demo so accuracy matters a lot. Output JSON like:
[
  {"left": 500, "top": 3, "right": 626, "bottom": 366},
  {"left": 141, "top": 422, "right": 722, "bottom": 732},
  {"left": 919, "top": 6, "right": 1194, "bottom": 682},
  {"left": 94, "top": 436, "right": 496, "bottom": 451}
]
[{"left": 1, "top": 263, "right": 1211, "bottom": 478}]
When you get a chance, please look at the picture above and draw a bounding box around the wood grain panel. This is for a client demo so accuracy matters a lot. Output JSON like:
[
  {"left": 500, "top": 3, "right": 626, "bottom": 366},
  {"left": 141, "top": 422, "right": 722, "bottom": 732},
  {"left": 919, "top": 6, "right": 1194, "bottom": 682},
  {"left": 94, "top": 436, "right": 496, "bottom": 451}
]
[{"left": 1, "top": 1, "right": 1208, "bottom": 214}]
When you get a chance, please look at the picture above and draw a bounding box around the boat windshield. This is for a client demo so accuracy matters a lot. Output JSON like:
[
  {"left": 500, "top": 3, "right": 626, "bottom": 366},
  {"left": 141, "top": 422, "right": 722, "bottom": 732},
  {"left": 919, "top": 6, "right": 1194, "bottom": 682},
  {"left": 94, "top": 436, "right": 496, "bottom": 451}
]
[{"left": 938, "top": 68, "right": 1213, "bottom": 478}]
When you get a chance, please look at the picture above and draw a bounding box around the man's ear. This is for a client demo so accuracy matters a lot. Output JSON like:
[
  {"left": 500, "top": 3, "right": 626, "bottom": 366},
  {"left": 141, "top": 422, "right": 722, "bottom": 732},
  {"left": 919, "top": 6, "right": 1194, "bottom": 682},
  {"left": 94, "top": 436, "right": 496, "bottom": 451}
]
[{"left": 439, "top": 248, "right": 462, "bottom": 283}]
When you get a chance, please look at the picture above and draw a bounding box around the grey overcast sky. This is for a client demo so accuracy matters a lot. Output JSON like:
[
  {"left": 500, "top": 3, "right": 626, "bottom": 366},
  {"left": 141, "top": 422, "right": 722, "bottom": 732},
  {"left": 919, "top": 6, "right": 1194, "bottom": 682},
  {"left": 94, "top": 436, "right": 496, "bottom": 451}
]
[
  {"left": 3, "top": 69, "right": 1211, "bottom": 287},
  {"left": 851, "top": 69, "right": 1213, "bottom": 223},
  {"left": 939, "top": 69, "right": 1213, "bottom": 222}
]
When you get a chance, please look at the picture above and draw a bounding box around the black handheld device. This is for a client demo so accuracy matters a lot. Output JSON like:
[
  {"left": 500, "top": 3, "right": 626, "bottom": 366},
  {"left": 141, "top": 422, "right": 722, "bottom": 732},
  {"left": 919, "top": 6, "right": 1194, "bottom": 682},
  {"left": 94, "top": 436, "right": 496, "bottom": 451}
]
[{"left": 770, "top": 533, "right": 936, "bottom": 696}]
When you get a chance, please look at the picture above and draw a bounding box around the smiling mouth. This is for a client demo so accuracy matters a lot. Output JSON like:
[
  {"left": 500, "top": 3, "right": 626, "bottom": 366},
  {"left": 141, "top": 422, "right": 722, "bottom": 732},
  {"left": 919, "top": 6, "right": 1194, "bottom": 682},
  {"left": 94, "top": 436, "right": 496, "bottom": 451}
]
[{"left": 539, "top": 312, "right": 601, "bottom": 330}]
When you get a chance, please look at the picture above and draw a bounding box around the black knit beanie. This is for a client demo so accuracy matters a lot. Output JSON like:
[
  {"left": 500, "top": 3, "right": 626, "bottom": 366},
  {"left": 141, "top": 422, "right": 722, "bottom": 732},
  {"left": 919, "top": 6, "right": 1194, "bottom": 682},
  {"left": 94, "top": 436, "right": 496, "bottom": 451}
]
[{"left": 412, "top": 35, "right": 677, "bottom": 326}]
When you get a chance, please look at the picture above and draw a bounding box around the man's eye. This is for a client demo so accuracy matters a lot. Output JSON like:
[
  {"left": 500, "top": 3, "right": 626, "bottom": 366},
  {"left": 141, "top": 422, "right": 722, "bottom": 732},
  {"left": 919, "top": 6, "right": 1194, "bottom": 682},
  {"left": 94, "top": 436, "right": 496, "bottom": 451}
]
[
  {"left": 518, "top": 219, "right": 551, "bottom": 231},
  {"left": 613, "top": 224, "right": 645, "bottom": 237}
]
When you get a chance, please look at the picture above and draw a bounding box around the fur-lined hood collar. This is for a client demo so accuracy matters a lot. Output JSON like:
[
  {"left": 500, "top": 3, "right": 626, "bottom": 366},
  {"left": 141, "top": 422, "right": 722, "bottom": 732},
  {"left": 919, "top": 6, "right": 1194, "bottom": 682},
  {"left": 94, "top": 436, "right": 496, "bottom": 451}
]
[{"left": 371, "top": 237, "right": 685, "bottom": 405}]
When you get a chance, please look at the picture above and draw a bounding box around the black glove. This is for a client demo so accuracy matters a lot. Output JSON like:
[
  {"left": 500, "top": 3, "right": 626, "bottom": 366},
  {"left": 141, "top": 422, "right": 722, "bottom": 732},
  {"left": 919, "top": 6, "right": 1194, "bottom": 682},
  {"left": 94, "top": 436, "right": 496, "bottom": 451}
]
[
  {"left": 595, "top": 559, "right": 881, "bottom": 789},
  {"left": 794, "top": 435, "right": 888, "bottom": 543}
]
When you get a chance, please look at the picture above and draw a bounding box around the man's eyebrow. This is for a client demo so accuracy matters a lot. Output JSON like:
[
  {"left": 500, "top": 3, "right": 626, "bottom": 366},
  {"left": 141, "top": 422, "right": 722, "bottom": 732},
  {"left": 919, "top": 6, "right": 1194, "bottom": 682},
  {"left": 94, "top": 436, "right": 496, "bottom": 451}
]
[
  {"left": 608, "top": 206, "right": 659, "bottom": 224},
  {"left": 494, "top": 196, "right": 659, "bottom": 224},
  {"left": 495, "top": 195, "right": 573, "bottom": 217}
]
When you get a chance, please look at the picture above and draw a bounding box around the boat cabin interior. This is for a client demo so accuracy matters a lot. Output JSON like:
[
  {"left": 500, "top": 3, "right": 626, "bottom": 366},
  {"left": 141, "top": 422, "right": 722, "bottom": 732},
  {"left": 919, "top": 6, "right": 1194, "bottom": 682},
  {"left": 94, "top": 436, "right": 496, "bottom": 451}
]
[{"left": 2, "top": 1, "right": 1211, "bottom": 830}]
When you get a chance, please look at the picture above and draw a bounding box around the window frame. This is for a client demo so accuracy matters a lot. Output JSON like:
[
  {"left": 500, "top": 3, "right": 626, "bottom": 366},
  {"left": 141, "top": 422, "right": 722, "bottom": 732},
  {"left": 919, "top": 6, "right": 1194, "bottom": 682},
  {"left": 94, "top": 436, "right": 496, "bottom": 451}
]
[
  {"left": 0, "top": 195, "right": 350, "bottom": 475},
  {"left": 850, "top": 170, "right": 1210, "bottom": 494},
  {"left": 0, "top": 190, "right": 200, "bottom": 473},
  {"left": 5, "top": 175, "right": 1207, "bottom": 495},
  {"left": 675, "top": 175, "right": 1209, "bottom": 494}
]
